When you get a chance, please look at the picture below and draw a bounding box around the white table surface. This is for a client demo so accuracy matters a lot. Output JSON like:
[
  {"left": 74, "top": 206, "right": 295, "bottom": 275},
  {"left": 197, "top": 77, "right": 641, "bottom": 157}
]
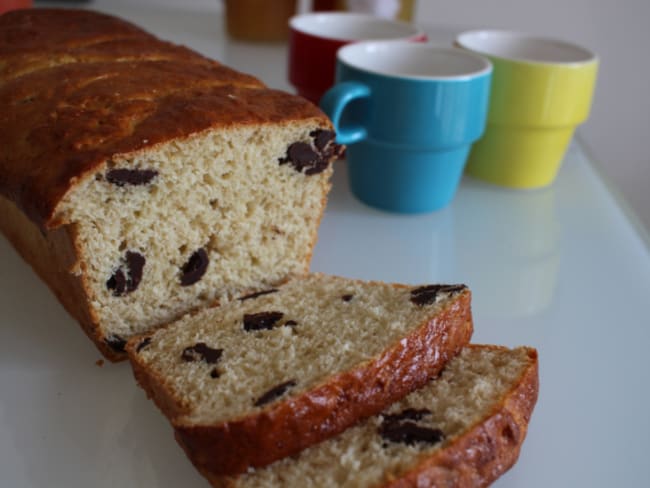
[{"left": 2, "top": 2, "right": 649, "bottom": 487}]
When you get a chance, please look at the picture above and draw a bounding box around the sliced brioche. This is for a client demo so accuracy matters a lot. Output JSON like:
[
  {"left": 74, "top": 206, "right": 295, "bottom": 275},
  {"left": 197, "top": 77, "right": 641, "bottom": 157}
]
[
  {"left": 126, "top": 274, "right": 473, "bottom": 476},
  {"left": 219, "top": 345, "right": 539, "bottom": 488}
]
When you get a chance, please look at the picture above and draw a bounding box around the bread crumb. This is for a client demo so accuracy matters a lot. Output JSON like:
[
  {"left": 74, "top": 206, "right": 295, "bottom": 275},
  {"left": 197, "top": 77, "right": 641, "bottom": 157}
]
[{"left": 95, "top": 359, "right": 105, "bottom": 367}]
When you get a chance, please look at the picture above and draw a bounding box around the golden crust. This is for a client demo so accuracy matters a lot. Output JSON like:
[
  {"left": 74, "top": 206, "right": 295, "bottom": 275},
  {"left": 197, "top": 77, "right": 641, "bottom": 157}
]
[
  {"left": 382, "top": 346, "right": 539, "bottom": 488},
  {"left": 0, "top": 8, "right": 329, "bottom": 229},
  {"left": 0, "top": 194, "right": 124, "bottom": 360},
  {"left": 126, "top": 289, "right": 474, "bottom": 476}
]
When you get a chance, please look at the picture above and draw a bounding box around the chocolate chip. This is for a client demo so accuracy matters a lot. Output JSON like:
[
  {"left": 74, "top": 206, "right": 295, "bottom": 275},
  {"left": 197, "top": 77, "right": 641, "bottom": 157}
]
[
  {"left": 136, "top": 337, "right": 152, "bottom": 352},
  {"left": 288, "top": 142, "right": 319, "bottom": 167},
  {"left": 379, "top": 421, "right": 444, "bottom": 446},
  {"left": 383, "top": 408, "right": 432, "bottom": 424},
  {"left": 105, "top": 334, "right": 127, "bottom": 353},
  {"left": 410, "top": 284, "right": 466, "bottom": 306},
  {"left": 379, "top": 407, "right": 442, "bottom": 447},
  {"left": 210, "top": 368, "right": 220, "bottom": 379},
  {"left": 284, "top": 320, "right": 298, "bottom": 327},
  {"left": 106, "top": 251, "right": 146, "bottom": 296},
  {"left": 243, "top": 311, "right": 284, "bottom": 331},
  {"left": 106, "top": 269, "right": 126, "bottom": 296},
  {"left": 304, "top": 159, "right": 331, "bottom": 176},
  {"left": 238, "top": 289, "right": 279, "bottom": 301},
  {"left": 310, "top": 129, "right": 343, "bottom": 163},
  {"left": 106, "top": 168, "right": 158, "bottom": 186},
  {"left": 278, "top": 138, "right": 335, "bottom": 176},
  {"left": 310, "top": 129, "right": 336, "bottom": 152},
  {"left": 341, "top": 294, "right": 354, "bottom": 302},
  {"left": 254, "top": 379, "right": 297, "bottom": 407},
  {"left": 125, "top": 251, "right": 145, "bottom": 293},
  {"left": 180, "top": 248, "right": 209, "bottom": 286},
  {"left": 181, "top": 342, "right": 223, "bottom": 364}
]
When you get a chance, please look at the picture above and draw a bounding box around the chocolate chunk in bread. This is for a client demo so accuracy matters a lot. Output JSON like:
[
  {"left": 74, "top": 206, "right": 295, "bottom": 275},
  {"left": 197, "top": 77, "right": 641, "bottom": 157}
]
[
  {"left": 243, "top": 311, "right": 285, "bottom": 331},
  {"left": 181, "top": 342, "right": 223, "bottom": 364},
  {"left": 238, "top": 289, "right": 279, "bottom": 301},
  {"left": 106, "top": 168, "right": 158, "bottom": 186},
  {"left": 379, "top": 421, "right": 444, "bottom": 446},
  {"left": 106, "top": 251, "right": 146, "bottom": 296},
  {"left": 254, "top": 379, "right": 297, "bottom": 407},
  {"left": 180, "top": 248, "right": 209, "bottom": 287}
]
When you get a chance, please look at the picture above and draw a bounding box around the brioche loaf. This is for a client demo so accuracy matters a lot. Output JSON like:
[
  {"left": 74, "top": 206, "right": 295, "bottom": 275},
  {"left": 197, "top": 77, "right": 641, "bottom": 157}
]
[
  {"left": 0, "top": 9, "right": 342, "bottom": 360},
  {"left": 126, "top": 273, "right": 473, "bottom": 476},
  {"left": 218, "top": 345, "right": 539, "bottom": 488}
]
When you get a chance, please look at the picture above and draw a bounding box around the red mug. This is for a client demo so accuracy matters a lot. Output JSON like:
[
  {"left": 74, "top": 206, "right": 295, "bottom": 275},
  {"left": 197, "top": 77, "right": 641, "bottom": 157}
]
[
  {"left": 288, "top": 12, "right": 426, "bottom": 104},
  {"left": 0, "top": 0, "right": 32, "bottom": 14}
]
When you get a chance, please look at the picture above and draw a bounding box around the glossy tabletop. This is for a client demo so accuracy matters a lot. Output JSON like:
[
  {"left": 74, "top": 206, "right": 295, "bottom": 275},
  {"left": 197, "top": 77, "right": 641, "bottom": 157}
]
[{"left": 2, "top": 2, "right": 649, "bottom": 487}]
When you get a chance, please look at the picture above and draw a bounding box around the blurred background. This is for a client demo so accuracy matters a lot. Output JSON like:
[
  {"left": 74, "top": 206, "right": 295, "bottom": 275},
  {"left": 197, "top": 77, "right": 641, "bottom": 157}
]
[
  {"left": 22, "top": 0, "right": 650, "bottom": 233},
  {"left": 308, "top": 0, "right": 650, "bottom": 233}
]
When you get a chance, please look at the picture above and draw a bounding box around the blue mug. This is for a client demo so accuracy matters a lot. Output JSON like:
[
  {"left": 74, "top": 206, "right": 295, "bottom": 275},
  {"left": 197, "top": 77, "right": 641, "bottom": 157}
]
[{"left": 320, "top": 41, "right": 492, "bottom": 213}]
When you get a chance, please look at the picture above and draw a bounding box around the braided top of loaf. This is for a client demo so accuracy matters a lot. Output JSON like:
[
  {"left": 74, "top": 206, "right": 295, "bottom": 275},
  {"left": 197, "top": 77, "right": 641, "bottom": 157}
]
[{"left": 0, "top": 9, "right": 325, "bottom": 228}]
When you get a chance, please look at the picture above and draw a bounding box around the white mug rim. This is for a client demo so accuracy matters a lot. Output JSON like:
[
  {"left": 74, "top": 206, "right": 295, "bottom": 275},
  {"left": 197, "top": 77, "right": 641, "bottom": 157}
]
[
  {"left": 337, "top": 40, "right": 492, "bottom": 81},
  {"left": 289, "top": 12, "right": 423, "bottom": 42},
  {"left": 456, "top": 30, "right": 597, "bottom": 66}
]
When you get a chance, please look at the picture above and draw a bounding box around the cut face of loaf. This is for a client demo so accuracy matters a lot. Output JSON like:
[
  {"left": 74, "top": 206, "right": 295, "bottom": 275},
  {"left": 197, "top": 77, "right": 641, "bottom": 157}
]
[
  {"left": 224, "top": 346, "right": 539, "bottom": 488},
  {"left": 59, "top": 121, "right": 338, "bottom": 356},
  {"left": 0, "top": 9, "right": 341, "bottom": 360},
  {"left": 126, "top": 274, "right": 474, "bottom": 476}
]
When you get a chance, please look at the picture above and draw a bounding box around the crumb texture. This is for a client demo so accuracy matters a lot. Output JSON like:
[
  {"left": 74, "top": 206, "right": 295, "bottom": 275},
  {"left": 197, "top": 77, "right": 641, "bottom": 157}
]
[{"left": 63, "top": 123, "right": 334, "bottom": 341}]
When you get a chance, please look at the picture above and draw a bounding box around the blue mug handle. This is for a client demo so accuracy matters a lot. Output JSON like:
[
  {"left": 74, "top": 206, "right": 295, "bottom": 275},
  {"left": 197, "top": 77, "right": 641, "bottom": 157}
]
[{"left": 320, "top": 81, "right": 370, "bottom": 145}]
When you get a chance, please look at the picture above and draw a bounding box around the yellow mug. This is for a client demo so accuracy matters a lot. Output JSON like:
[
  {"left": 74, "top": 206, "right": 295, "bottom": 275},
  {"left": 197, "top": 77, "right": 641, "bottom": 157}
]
[{"left": 455, "top": 30, "right": 598, "bottom": 188}]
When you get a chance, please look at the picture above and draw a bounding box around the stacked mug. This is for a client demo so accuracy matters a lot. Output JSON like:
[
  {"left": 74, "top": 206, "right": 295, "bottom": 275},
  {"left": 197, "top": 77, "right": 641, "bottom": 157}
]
[{"left": 288, "top": 12, "right": 597, "bottom": 213}]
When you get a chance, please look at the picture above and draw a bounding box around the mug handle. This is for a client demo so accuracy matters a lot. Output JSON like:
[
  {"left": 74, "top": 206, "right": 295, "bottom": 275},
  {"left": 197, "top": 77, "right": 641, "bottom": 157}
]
[{"left": 320, "top": 81, "right": 370, "bottom": 145}]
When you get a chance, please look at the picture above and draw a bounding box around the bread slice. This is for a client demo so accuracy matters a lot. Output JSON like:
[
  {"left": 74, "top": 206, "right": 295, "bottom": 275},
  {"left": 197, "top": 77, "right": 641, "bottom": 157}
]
[
  {"left": 217, "top": 345, "right": 539, "bottom": 488},
  {"left": 126, "top": 274, "right": 473, "bottom": 476},
  {"left": 0, "top": 9, "right": 341, "bottom": 360}
]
